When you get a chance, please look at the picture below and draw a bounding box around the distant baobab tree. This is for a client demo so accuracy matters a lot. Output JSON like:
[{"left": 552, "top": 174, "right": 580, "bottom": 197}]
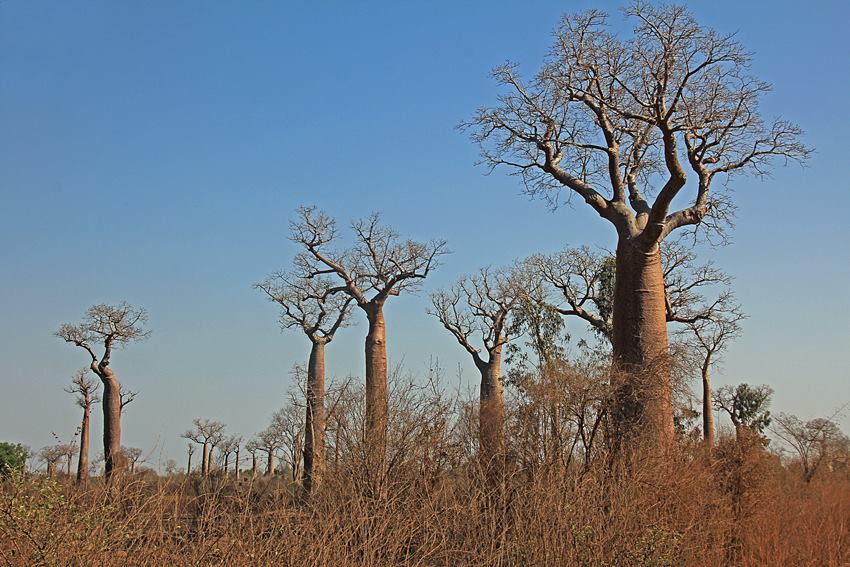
[
  {"left": 244, "top": 440, "right": 259, "bottom": 477},
  {"left": 464, "top": 3, "right": 809, "bottom": 449},
  {"left": 256, "top": 270, "right": 352, "bottom": 493},
  {"left": 181, "top": 419, "right": 225, "bottom": 477},
  {"left": 186, "top": 443, "right": 195, "bottom": 475},
  {"left": 122, "top": 447, "right": 143, "bottom": 474},
  {"left": 38, "top": 445, "right": 64, "bottom": 478},
  {"left": 430, "top": 266, "right": 526, "bottom": 464},
  {"left": 56, "top": 302, "right": 150, "bottom": 478},
  {"left": 217, "top": 436, "right": 240, "bottom": 478},
  {"left": 291, "top": 206, "right": 448, "bottom": 472},
  {"left": 65, "top": 369, "right": 100, "bottom": 484}
]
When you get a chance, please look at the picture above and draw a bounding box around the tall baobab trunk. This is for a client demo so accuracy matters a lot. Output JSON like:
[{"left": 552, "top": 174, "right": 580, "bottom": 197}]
[
  {"left": 251, "top": 454, "right": 257, "bottom": 477},
  {"left": 364, "top": 303, "right": 388, "bottom": 470},
  {"left": 201, "top": 442, "right": 210, "bottom": 477},
  {"left": 702, "top": 358, "right": 715, "bottom": 448},
  {"left": 234, "top": 447, "right": 240, "bottom": 480},
  {"left": 303, "top": 340, "right": 326, "bottom": 493},
  {"left": 223, "top": 453, "right": 229, "bottom": 477},
  {"left": 76, "top": 402, "right": 91, "bottom": 484},
  {"left": 187, "top": 450, "right": 193, "bottom": 474},
  {"left": 100, "top": 371, "right": 125, "bottom": 477},
  {"left": 66, "top": 454, "right": 73, "bottom": 476},
  {"left": 266, "top": 451, "right": 276, "bottom": 476},
  {"left": 47, "top": 461, "right": 56, "bottom": 478},
  {"left": 610, "top": 241, "right": 674, "bottom": 449},
  {"left": 478, "top": 350, "right": 505, "bottom": 462}
]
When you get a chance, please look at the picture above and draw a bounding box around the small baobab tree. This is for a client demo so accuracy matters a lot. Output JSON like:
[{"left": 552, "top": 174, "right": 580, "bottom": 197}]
[
  {"left": 122, "top": 447, "right": 143, "bottom": 474},
  {"left": 256, "top": 271, "right": 351, "bottom": 493},
  {"left": 181, "top": 419, "right": 226, "bottom": 477},
  {"left": 65, "top": 369, "right": 100, "bottom": 484},
  {"left": 714, "top": 383, "right": 773, "bottom": 441},
  {"left": 186, "top": 443, "right": 195, "bottom": 474},
  {"left": 464, "top": 3, "right": 809, "bottom": 449},
  {"left": 291, "top": 206, "right": 447, "bottom": 470},
  {"left": 38, "top": 445, "right": 64, "bottom": 478},
  {"left": 244, "top": 440, "right": 259, "bottom": 477},
  {"left": 56, "top": 302, "right": 149, "bottom": 477},
  {"left": 217, "top": 436, "right": 240, "bottom": 478},
  {"left": 773, "top": 413, "right": 849, "bottom": 483},
  {"left": 430, "top": 266, "right": 526, "bottom": 463}
]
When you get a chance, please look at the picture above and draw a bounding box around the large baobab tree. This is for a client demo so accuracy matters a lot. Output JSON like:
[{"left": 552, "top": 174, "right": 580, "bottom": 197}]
[
  {"left": 256, "top": 273, "right": 351, "bottom": 493},
  {"left": 291, "top": 206, "right": 447, "bottom": 468},
  {"left": 465, "top": 3, "right": 809, "bottom": 448},
  {"left": 56, "top": 302, "right": 149, "bottom": 477},
  {"left": 181, "top": 419, "right": 226, "bottom": 477},
  {"left": 430, "top": 266, "right": 525, "bottom": 463},
  {"left": 65, "top": 369, "right": 100, "bottom": 484}
]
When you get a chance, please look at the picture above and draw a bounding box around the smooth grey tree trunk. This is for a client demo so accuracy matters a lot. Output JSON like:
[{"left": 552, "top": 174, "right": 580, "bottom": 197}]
[
  {"left": 76, "top": 403, "right": 91, "bottom": 484},
  {"left": 303, "top": 340, "right": 326, "bottom": 493},
  {"left": 100, "top": 372, "right": 124, "bottom": 478}
]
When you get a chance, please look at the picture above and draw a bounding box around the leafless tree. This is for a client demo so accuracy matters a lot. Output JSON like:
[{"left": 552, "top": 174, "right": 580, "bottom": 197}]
[
  {"left": 253, "top": 419, "right": 285, "bottom": 477},
  {"left": 56, "top": 302, "right": 149, "bottom": 477},
  {"left": 122, "top": 447, "right": 143, "bottom": 474},
  {"left": 773, "top": 413, "right": 849, "bottom": 483},
  {"left": 38, "top": 445, "right": 64, "bottom": 478},
  {"left": 217, "top": 436, "right": 241, "bottom": 478},
  {"left": 244, "top": 440, "right": 259, "bottom": 477},
  {"left": 271, "top": 402, "right": 306, "bottom": 483},
  {"left": 256, "top": 271, "right": 351, "bottom": 493},
  {"left": 186, "top": 443, "right": 195, "bottom": 475},
  {"left": 675, "top": 293, "right": 744, "bottom": 447},
  {"left": 430, "top": 266, "right": 526, "bottom": 463},
  {"left": 65, "top": 369, "right": 100, "bottom": 484},
  {"left": 181, "top": 419, "right": 225, "bottom": 477},
  {"left": 290, "top": 206, "right": 448, "bottom": 470},
  {"left": 463, "top": 3, "right": 809, "bottom": 449}
]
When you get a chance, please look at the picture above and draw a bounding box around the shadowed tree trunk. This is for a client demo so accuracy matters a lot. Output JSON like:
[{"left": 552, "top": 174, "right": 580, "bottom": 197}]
[
  {"left": 266, "top": 451, "right": 275, "bottom": 476},
  {"left": 78, "top": 405, "right": 91, "bottom": 484},
  {"left": 187, "top": 445, "right": 194, "bottom": 475},
  {"left": 702, "top": 359, "right": 715, "bottom": 448},
  {"left": 478, "top": 350, "right": 505, "bottom": 460},
  {"left": 304, "top": 340, "right": 326, "bottom": 493}
]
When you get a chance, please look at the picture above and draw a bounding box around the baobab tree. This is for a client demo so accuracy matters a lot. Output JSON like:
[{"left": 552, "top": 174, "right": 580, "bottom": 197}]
[
  {"left": 253, "top": 421, "right": 284, "bottom": 477},
  {"left": 291, "top": 206, "right": 447, "bottom": 469},
  {"left": 773, "top": 414, "right": 849, "bottom": 483},
  {"left": 430, "top": 266, "right": 526, "bottom": 463},
  {"left": 464, "top": 3, "right": 809, "bottom": 448},
  {"left": 65, "top": 369, "right": 100, "bottom": 484},
  {"left": 256, "top": 272, "right": 351, "bottom": 493},
  {"left": 714, "top": 383, "right": 773, "bottom": 441},
  {"left": 676, "top": 293, "right": 744, "bottom": 447},
  {"left": 217, "top": 436, "right": 240, "bottom": 478},
  {"left": 56, "top": 302, "right": 149, "bottom": 477},
  {"left": 244, "top": 440, "right": 259, "bottom": 477},
  {"left": 181, "top": 419, "right": 226, "bottom": 477},
  {"left": 38, "top": 445, "right": 64, "bottom": 478},
  {"left": 186, "top": 443, "right": 195, "bottom": 474},
  {"left": 122, "top": 447, "right": 143, "bottom": 474}
]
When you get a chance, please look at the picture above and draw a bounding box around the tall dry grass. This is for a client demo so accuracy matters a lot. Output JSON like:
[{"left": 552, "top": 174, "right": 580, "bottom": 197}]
[{"left": 2, "top": 375, "right": 848, "bottom": 566}]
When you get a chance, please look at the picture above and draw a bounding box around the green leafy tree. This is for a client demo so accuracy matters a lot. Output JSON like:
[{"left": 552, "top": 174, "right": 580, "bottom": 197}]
[{"left": 0, "top": 442, "right": 29, "bottom": 477}]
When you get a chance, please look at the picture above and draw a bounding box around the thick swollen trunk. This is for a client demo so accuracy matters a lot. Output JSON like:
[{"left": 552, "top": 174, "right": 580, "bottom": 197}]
[
  {"left": 101, "top": 373, "right": 124, "bottom": 478},
  {"left": 364, "top": 304, "right": 388, "bottom": 469},
  {"left": 702, "top": 360, "right": 715, "bottom": 448},
  {"left": 303, "top": 340, "right": 326, "bottom": 493},
  {"left": 478, "top": 349, "right": 505, "bottom": 462},
  {"left": 610, "top": 240, "right": 674, "bottom": 450},
  {"left": 202, "top": 442, "right": 210, "bottom": 477},
  {"left": 76, "top": 406, "right": 90, "bottom": 484}
]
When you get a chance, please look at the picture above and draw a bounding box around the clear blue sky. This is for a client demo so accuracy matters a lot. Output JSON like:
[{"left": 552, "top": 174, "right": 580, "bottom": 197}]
[{"left": 1, "top": 1, "right": 848, "bottom": 468}]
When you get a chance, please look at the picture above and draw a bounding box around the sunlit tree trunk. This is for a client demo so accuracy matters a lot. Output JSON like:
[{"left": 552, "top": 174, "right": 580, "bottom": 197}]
[
  {"left": 702, "top": 358, "right": 715, "bottom": 447},
  {"left": 364, "top": 303, "right": 388, "bottom": 472},
  {"left": 76, "top": 403, "right": 91, "bottom": 484},
  {"left": 610, "top": 241, "right": 674, "bottom": 449},
  {"left": 100, "top": 372, "right": 125, "bottom": 477},
  {"left": 478, "top": 349, "right": 505, "bottom": 462}
]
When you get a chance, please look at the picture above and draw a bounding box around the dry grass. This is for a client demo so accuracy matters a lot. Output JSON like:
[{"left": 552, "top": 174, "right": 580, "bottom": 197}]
[{"left": 2, "top": 440, "right": 848, "bottom": 566}]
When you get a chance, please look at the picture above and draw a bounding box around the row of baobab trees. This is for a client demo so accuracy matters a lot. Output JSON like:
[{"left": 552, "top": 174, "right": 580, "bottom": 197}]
[
  {"left": 51, "top": 3, "right": 814, "bottom": 491},
  {"left": 54, "top": 203, "right": 745, "bottom": 492}
]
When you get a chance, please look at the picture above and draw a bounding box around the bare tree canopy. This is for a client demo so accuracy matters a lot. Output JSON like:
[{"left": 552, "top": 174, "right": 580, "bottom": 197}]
[
  {"left": 463, "top": 3, "right": 810, "bottom": 244},
  {"left": 773, "top": 413, "right": 849, "bottom": 483}
]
